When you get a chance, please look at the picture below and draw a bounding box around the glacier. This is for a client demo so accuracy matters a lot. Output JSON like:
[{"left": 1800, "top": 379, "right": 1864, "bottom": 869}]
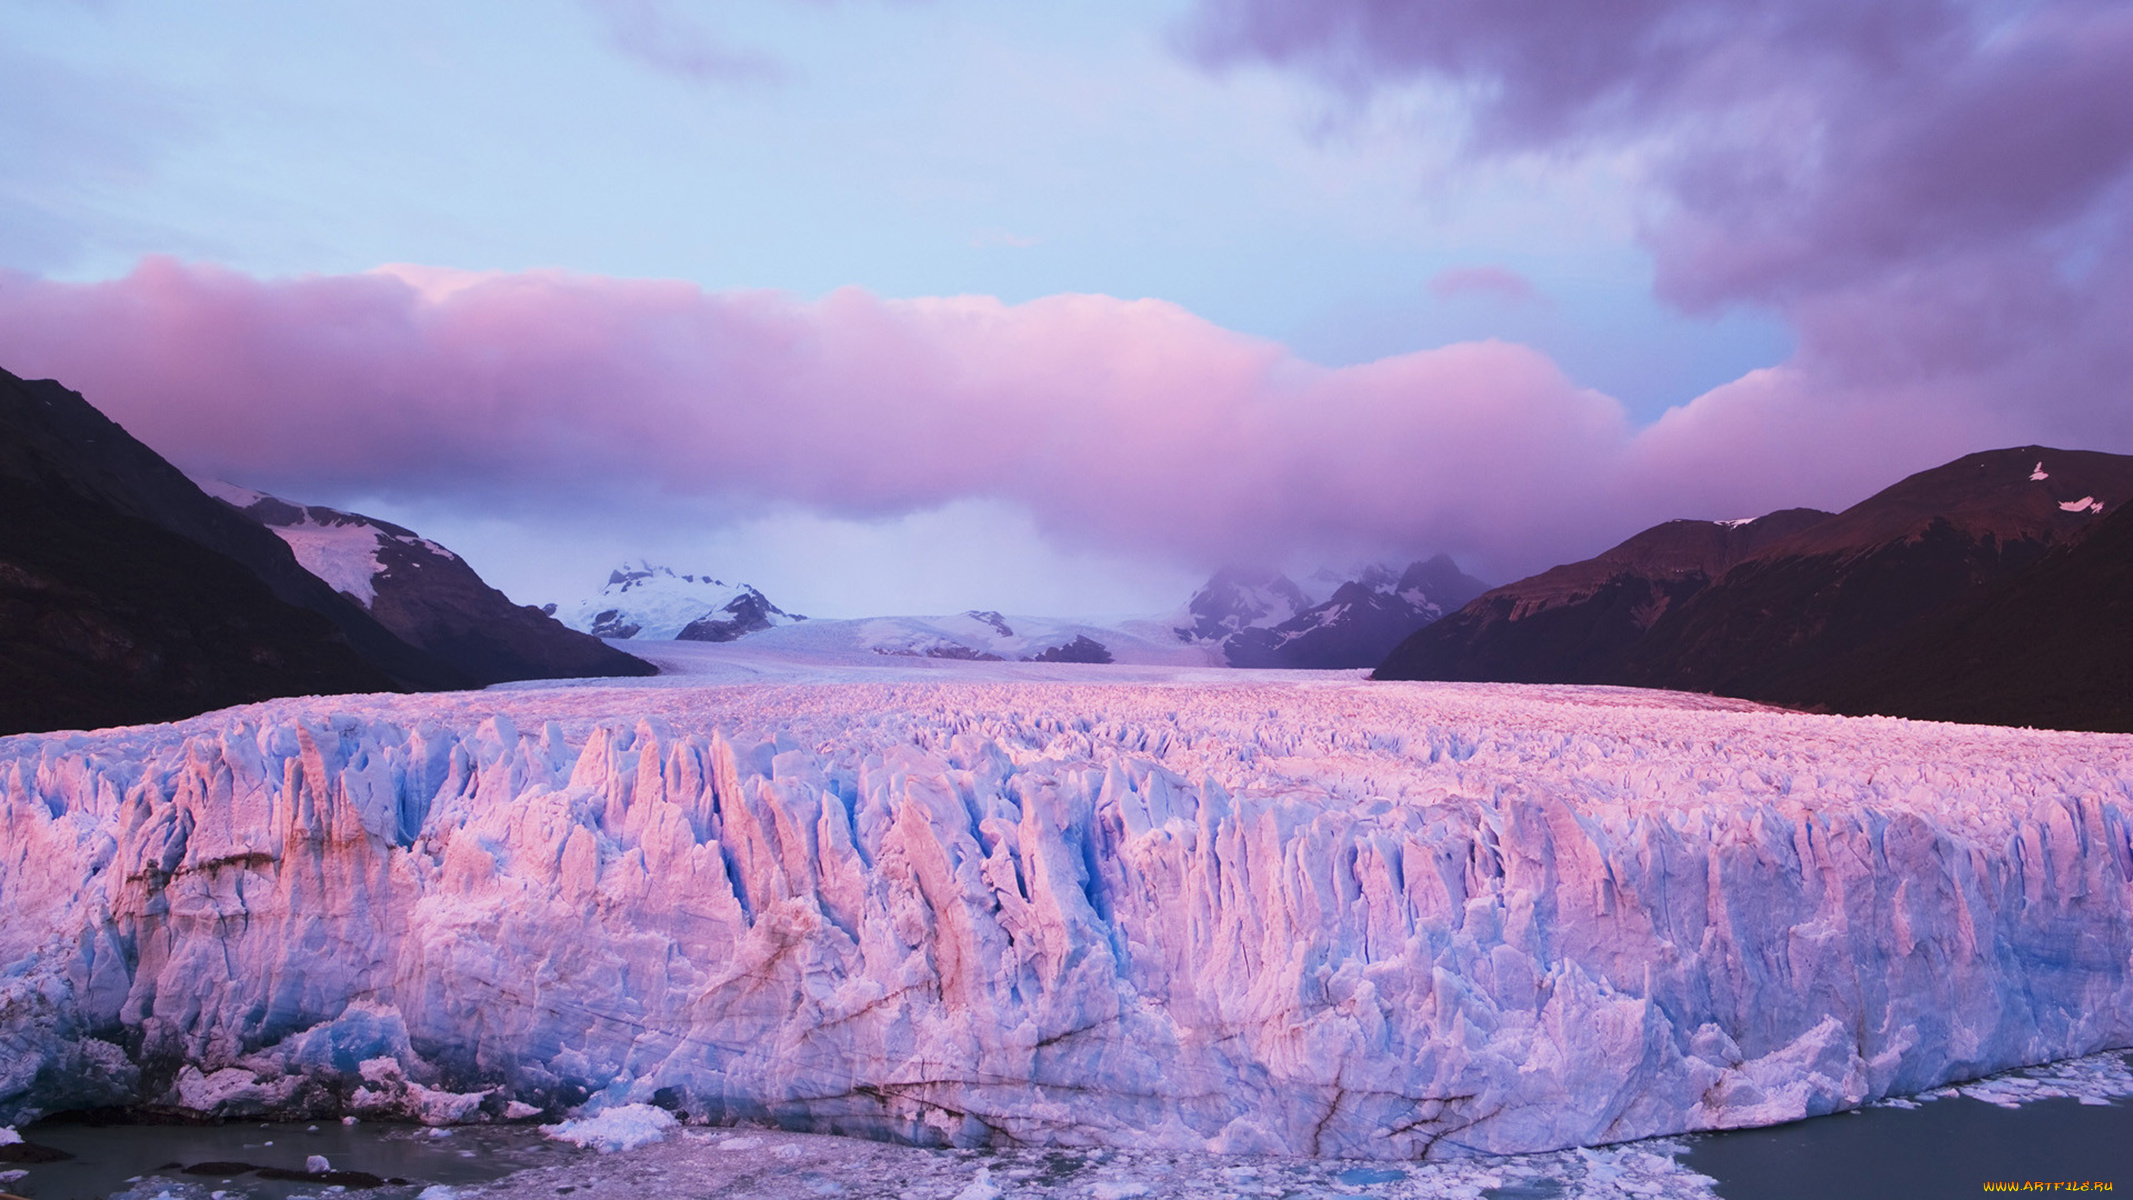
[{"left": 3, "top": 667, "right": 2132, "bottom": 1159}]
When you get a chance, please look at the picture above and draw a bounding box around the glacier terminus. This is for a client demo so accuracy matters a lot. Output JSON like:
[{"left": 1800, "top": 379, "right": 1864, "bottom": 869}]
[{"left": 4, "top": 666, "right": 2131, "bottom": 1160}]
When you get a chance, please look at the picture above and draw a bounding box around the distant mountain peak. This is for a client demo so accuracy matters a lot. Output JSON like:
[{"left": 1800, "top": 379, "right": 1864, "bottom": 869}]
[
  {"left": 559, "top": 561, "right": 800, "bottom": 642},
  {"left": 1180, "top": 557, "right": 1490, "bottom": 669}
]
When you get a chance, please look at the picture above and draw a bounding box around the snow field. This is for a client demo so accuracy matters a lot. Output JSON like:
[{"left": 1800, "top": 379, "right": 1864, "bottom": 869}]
[{"left": 3, "top": 673, "right": 2132, "bottom": 1160}]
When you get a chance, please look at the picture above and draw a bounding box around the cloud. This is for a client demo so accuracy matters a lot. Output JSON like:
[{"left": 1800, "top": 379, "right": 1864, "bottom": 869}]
[
  {"left": 1184, "top": 0, "right": 2133, "bottom": 457},
  {"left": 1428, "top": 265, "right": 1541, "bottom": 306},
  {"left": 583, "top": 0, "right": 785, "bottom": 83},
  {"left": 0, "top": 258, "right": 2072, "bottom": 587},
  {"left": 0, "top": 258, "right": 1634, "bottom": 581}
]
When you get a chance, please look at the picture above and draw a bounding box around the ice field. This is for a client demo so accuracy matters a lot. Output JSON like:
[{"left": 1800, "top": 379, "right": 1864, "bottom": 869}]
[{"left": 5, "top": 650, "right": 2132, "bottom": 1160}]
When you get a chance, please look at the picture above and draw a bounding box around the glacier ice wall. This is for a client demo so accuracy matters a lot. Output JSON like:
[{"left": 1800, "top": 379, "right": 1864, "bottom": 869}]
[{"left": 4, "top": 679, "right": 2133, "bottom": 1158}]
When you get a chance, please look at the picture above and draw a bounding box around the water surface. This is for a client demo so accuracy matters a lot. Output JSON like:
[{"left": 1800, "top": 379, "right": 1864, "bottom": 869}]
[{"left": 4, "top": 1118, "right": 563, "bottom": 1200}]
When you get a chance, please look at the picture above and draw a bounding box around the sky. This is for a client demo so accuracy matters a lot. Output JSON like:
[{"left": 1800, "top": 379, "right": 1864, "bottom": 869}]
[{"left": 2, "top": 0, "right": 2128, "bottom": 617}]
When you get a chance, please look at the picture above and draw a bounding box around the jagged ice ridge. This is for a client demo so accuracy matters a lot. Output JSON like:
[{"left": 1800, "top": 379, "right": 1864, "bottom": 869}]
[{"left": 3, "top": 675, "right": 2132, "bottom": 1158}]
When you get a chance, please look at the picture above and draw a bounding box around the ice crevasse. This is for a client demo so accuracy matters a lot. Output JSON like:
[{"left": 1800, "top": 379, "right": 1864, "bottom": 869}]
[{"left": 3, "top": 678, "right": 2132, "bottom": 1159}]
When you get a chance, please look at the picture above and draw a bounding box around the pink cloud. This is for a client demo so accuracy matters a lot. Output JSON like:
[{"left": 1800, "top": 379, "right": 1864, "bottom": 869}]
[
  {"left": 0, "top": 258, "right": 2086, "bottom": 583},
  {"left": 1427, "top": 265, "right": 1541, "bottom": 306}
]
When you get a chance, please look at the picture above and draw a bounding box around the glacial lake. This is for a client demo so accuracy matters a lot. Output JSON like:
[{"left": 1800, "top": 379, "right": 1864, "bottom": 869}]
[
  {"left": 1, "top": 1118, "right": 563, "bottom": 1200},
  {"left": 1683, "top": 1089, "right": 2133, "bottom": 1198}
]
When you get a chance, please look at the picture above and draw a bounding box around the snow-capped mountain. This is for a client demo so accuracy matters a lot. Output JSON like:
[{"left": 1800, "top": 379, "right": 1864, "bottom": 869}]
[
  {"left": 1173, "top": 566, "right": 1316, "bottom": 642},
  {"left": 555, "top": 562, "right": 803, "bottom": 642},
  {"left": 1178, "top": 557, "right": 1488, "bottom": 669},
  {"left": 207, "top": 484, "right": 654, "bottom": 686},
  {"left": 820, "top": 610, "right": 1197, "bottom": 664},
  {"left": 600, "top": 609, "right": 1217, "bottom": 671}
]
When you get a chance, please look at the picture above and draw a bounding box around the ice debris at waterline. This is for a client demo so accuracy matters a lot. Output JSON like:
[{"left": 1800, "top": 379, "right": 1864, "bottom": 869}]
[
  {"left": 4, "top": 676, "right": 2133, "bottom": 1159},
  {"left": 541, "top": 1103, "right": 679, "bottom": 1152}
]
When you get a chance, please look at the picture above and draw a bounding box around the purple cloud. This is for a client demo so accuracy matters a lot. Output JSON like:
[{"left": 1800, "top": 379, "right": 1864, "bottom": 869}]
[
  {"left": 1186, "top": 0, "right": 2133, "bottom": 457},
  {"left": 0, "top": 258, "right": 2052, "bottom": 584}
]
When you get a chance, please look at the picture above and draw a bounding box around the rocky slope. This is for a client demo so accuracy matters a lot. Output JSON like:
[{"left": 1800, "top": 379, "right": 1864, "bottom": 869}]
[
  {"left": 1617, "top": 447, "right": 2133, "bottom": 704},
  {"left": 1377, "top": 446, "right": 2133, "bottom": 732},
  {"left": 212, "top": 487, "right": 653, "bottom": 686},
  {"left": 0, "top": 368, "right": 460, "bottom": 735},
  {"left": 1801, "top": 495, "right": 2133, "bottom": 733},
  {"left": 1374, "top": 510, "right": 1833, "bottom": 684}
]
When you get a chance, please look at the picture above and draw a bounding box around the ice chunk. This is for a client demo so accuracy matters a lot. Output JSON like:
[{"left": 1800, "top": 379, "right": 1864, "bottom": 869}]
[{"left": 541, "top": 1104, "right": 680, "bottom": 1153}]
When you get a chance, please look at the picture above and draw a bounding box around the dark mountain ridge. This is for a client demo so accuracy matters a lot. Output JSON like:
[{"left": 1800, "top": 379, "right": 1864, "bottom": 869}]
[
  {"left": 1619, "top": 447, "right": 2133, "bottom": 702},
  {"left": 0, "top": 368, "right": 451, "bottom": 735},
  {"left": 221, "top": 490, "right": 654, "bottom": 685},
  {"left": 1376, "top": 445, "right": 2133, "bottom": 732},
  {"left": 0, "top": 369, "right": 466, "bottom": 693},
  {"left": 1802, "top": 497, "right": 2133, "bottom": 733},
  {"left": 1374, "top": 509, "right": 1833, "bottom": 684}
]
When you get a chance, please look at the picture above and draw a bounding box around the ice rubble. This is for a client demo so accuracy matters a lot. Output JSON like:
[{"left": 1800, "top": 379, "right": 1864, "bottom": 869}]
[
  {"left": 4, "top": 674, "right": 2133, "bottom": 1159},
  {"left": 541, "top": 1102, "right": 678, "bottom": 1152}
]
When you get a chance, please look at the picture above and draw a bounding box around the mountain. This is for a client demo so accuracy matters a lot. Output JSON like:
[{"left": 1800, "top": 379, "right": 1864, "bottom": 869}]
[
  {"left": 1376, "top": 446, "right": 2133, "bottom": 732},
  {"left": 210, "top": 486, "right": 654, "bottom": 686},
  {"left": 0, "top": 368, "right": 452, "bottom": 735},
  {"left": 554, "top": 563, "right": 802, "bottom": 642},
  {"left": 1174, "top": 567, "right": 1315, "bottom": 642},
  {"left": 1615, "top": 446, "right": 2133, "bottom": 703},
  {"left": 1802, "top": 496, "right": 2133, "bottom": 732},
  {"left": 1183, "top": 557, "right": 1490, "bottom": 669},
  {"left": 850, "top": 611, "right": 1132, "bottom": 663},
  {"left": 1373, "top": 510, "right": 1834, "bottom": 683}
]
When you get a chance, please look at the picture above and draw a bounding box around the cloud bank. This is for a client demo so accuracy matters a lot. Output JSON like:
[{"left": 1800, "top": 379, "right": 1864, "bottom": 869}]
[
  {"left": 0, "top": 256, "right": 2068, "bottom": 586},
  {"left": 1186, "top": 0, "right": 2133, "bottom": 463}
]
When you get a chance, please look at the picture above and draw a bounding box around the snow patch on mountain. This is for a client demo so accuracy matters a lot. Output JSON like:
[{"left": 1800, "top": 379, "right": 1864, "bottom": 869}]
[
  {"left": 198, "top": 480, "right": 458, "bottom": 609},
  {"left": 5, "top": 671, "right": 2131, "bottom": 1158},
  {"left": 556, "top": 563, "right": 800, "bottom": 641}
]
